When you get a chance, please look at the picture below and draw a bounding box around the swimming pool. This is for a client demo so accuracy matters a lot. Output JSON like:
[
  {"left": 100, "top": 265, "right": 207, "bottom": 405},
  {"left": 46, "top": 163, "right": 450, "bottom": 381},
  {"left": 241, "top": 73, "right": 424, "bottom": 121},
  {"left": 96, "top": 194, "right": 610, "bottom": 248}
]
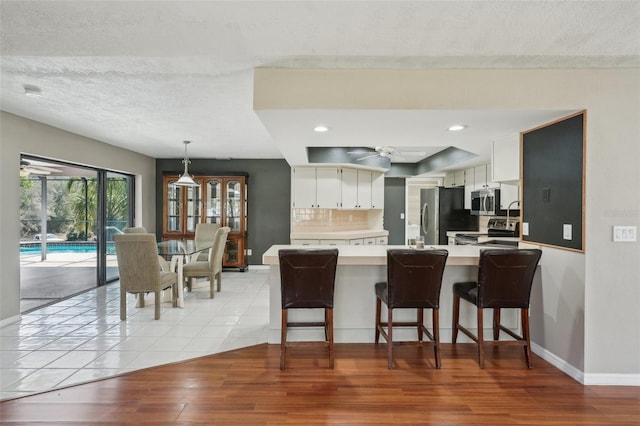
[{"left": 20, "top": 242, "right": 115, "bottom": 255}]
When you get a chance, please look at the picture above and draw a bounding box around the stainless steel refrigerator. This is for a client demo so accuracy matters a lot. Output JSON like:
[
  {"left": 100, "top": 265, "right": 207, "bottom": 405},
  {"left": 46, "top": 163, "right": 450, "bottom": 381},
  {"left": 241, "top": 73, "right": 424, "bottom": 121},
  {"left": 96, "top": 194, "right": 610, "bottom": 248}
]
[{"left": 420, "top": 187, "right": 478, "bottom": 245}]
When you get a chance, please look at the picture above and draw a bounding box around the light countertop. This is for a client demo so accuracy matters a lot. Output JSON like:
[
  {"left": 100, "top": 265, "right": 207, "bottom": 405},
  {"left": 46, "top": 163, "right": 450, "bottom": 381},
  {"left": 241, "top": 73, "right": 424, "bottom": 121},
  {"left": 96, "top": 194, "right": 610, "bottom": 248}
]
[{"left": 264, "top": 244, "right": 484, "bottom": 266}]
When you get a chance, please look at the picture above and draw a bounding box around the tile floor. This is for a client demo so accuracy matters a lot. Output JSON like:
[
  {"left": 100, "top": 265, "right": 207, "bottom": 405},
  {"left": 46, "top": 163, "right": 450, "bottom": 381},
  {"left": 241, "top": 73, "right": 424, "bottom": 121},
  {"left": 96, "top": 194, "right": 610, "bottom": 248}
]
[{"left": 0, "top": 268, "right": 270, "bottom": 401}]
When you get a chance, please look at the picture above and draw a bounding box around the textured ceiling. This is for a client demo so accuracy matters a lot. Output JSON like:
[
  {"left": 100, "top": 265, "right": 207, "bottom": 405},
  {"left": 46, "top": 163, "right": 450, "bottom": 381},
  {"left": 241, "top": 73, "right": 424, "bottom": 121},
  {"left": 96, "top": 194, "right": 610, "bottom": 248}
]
[{"left": 1, "top": 1, "right": 638, "bottom": 166}]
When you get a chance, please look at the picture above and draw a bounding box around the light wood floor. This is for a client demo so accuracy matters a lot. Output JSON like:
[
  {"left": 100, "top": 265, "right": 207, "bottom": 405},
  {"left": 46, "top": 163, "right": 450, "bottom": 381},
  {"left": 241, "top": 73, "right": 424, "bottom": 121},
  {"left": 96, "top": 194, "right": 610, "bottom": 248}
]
[{"left": 1, "top": 343, "right": 638, "bottom": 424}]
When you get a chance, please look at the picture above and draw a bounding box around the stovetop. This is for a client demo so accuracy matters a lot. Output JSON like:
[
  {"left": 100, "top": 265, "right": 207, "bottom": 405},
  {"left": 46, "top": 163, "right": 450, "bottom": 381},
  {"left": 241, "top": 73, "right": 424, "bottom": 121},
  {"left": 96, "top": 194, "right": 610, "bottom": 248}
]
[{"left": 487, "top": 217, "right": 520, "bottom": 237}]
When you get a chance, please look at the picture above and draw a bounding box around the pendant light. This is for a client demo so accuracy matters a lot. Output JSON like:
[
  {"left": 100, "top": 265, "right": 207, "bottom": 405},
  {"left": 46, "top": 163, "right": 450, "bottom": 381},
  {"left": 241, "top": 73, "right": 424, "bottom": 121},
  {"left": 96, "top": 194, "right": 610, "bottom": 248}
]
[{"left": 175, "top": 140, "right": 199, "bottom": 187}]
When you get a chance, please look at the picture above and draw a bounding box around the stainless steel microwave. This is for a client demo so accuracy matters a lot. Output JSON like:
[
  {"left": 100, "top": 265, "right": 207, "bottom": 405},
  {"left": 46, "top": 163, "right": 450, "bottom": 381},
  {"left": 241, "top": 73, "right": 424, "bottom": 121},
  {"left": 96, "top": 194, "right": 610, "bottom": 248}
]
[{"left": 471, "top": 188, "right": 501, "bottom": 216}]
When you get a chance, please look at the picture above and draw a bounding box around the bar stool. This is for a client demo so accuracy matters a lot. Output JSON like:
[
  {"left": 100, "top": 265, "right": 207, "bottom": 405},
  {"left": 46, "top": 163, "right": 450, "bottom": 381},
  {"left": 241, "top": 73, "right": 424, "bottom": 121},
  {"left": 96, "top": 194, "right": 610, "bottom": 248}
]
[
  {"left": 375, "top": 248, "right": 449, "bottom": 369},
  {"left": 452, "top": 248, "right": 542, "bottom": 368},
  {"left": 278, "top": 248, "right": 339, "bottom": 370}
]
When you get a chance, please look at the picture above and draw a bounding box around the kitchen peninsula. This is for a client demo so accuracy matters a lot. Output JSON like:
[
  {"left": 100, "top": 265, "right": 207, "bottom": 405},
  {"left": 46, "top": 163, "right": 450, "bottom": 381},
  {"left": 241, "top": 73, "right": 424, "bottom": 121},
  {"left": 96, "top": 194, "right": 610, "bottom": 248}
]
[{"left": 262, "top": 244, "right": 541, "bottom": 344}]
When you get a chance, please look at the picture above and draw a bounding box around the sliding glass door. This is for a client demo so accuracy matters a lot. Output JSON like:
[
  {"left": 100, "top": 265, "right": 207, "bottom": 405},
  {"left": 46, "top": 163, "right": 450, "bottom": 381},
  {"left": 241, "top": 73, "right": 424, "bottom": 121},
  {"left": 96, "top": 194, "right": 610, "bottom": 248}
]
[
  {"left": 20, "top": 156, "right": 134, "bottom": 312},
  {"left": 103, "top": 171, "right": 133, "bottom": 282}
]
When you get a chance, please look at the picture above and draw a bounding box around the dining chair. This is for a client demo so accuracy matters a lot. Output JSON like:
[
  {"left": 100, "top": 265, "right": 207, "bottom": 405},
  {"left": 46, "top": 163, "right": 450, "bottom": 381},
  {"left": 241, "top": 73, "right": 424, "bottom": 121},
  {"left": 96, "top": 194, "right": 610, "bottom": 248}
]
[
  {"left": 183, "top": 226, "right": 230, "bottom": 298},
  {"left": 278, "top": 248, "right": 338, "bottom": 370},
  {"left": 192, "top": 222, "right": 221, "bottom": 262},
  {"left": 452, "top": 248, "right": 542, "bottom": 368},
  {"left": 375, "top": 248, "right": 449, "bottom": 369},
  {"left": 113, "top": 233, "right": 178, "bottom": 320},
  {"left": 123, "top": 226, "right": 172, "bottom": 271}
]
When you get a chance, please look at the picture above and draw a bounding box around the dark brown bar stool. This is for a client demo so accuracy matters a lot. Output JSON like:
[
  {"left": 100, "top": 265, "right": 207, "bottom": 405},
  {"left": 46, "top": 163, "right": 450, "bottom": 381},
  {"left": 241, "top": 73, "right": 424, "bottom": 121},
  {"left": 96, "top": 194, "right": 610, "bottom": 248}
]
[
  {"left": 278, "top": 248, "right": 339, "bottom": 370},
  {"left": 375, "top": 248, "right": 449, "bottom": 369},
  {"left": 452, "top": 248, "right": 542, "bottom": 368}
]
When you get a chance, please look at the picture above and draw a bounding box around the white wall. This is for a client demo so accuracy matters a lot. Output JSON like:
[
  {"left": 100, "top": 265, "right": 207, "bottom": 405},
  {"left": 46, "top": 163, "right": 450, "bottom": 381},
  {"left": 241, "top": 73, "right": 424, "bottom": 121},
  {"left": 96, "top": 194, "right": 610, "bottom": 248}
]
[
  {"left": 255, "top": 68, "right": 640, "bottom": 380},
  {"left": 0, "top": 112, "right": 156, "bottom": 323}
]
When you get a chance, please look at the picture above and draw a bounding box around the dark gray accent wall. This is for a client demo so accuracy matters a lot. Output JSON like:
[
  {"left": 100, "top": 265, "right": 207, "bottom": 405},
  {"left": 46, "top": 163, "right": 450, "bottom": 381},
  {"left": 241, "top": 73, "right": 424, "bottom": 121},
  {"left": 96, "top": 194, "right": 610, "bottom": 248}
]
[
  {"left": 156, "top": 159, "right": 291, "bottom": 265},
  {"left": 383, "top": 177, "right": 406, "bottom": 245}
]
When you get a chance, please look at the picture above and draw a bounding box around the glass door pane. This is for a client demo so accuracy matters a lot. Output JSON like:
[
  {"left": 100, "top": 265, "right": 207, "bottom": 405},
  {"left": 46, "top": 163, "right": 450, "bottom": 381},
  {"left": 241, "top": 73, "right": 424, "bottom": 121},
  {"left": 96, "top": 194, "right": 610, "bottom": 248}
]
[
  {"left": 19, "top": 157, "right": 99, "bottom": 313},
  {"left": 205, "top": 179, "right": 222, "bottom": 224},
  {"left": 226, "top": 180, "right": 241, "bottom": 232},
  {"left": 186, "top": 184, "right": 201, "bottom": 233},
  {"left": 105, "top": 172, "right": 132, "bottom": 282},
  {"left": 167, "top": 180, "right": 183, "bottom": 233}
]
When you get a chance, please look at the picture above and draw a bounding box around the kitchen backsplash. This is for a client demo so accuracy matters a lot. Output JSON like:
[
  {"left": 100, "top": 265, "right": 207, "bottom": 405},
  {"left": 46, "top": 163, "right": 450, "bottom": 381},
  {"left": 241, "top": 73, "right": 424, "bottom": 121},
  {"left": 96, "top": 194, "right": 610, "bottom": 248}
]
[{"left": 291, "top": 208, "right": 369, "bottom": 232}]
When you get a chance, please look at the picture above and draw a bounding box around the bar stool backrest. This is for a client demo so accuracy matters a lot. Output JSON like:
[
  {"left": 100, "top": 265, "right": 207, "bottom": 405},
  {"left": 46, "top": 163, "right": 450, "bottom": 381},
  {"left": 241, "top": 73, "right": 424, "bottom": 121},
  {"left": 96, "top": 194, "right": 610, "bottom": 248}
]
[
  {"left": 386, "top": 249, "right": 449, "bottom": 309},
  {"left": 477, "top": 249, "right": 542, "bottom": 309},
  {"left": 278, "top": 249, "right": 339, "bottom": 309}
]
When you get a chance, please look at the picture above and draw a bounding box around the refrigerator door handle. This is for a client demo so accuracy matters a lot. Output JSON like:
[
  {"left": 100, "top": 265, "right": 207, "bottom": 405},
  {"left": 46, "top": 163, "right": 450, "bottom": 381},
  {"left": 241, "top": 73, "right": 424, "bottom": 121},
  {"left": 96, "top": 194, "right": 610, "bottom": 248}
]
[{"left": 422, "top": 203, "right": 429, "bottom": 235}]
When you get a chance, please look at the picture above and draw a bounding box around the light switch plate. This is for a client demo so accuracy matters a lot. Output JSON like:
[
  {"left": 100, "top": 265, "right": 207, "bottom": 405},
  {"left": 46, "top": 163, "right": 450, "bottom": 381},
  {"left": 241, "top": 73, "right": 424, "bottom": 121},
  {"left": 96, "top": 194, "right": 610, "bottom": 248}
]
[
  {"left": 400, "top": 213, "right": 405, "bottom": 220},
  {"left": 522, "top": 222, "right": 529, "bottom": 236},
  {"left": 563, "top": 224, "right": 572, "bottom": 240},
  {"left": 613, "top": 226, "right": 637, "bottom": 242}
]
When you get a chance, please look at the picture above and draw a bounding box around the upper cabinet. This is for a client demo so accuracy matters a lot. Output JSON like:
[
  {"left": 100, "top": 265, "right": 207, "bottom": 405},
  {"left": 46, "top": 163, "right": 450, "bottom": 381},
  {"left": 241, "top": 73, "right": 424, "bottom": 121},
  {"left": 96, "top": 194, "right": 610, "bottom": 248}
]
[
  {"left": 342, "top": 169, "right": 373, "bottom": 209},
  {"left": 491, "top": 133, "right": 520, "bottom": 183},
  {"left": 444, "top": 170, "right": 465, "bottom": 188},
  {"left": 292, "top": 167, "right": 341, "bottom": 208},
  {"left": 291, "top": 166, "right": 384, "bottom": 210},
  {"left": 474, "top": 163, "right": 499, "bottom": 190},
  {"left": 371, "top": 172, "right": 384, "bottom": 209}
]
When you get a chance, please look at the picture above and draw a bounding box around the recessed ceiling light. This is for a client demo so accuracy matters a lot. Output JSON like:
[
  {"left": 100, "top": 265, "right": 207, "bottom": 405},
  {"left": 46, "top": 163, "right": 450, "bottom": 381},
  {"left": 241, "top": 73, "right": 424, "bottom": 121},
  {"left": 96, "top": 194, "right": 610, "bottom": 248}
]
[
  {"left": 24, "top": 84, "right": 42, "bottom": 98},
  {"left": 448, "top": 124, "right": 467, "bottom": 132},
  {"left": 314, "top": 125, "right": 329, "bottom": 133}
]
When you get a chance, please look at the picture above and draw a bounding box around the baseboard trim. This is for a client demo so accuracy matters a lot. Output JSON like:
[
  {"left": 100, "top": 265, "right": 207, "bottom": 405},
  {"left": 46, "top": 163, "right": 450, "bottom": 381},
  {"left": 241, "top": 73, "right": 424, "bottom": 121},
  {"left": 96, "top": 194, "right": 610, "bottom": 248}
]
[
  {"left": 531, "top": 342, "right": 584, "bottom": 383},
  {"left": 583, "top": 373, "right": 640, "bottom": 386},
  {"left": 532, "top": 342, "right": 640, "bottom": 386}
]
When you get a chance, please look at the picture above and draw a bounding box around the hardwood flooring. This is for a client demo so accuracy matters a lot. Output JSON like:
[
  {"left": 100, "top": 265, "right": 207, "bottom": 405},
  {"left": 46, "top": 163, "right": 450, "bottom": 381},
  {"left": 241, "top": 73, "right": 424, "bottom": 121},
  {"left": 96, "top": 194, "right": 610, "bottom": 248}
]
[{"left": 1, "top": 343, "right": 638, "bottom": 424}]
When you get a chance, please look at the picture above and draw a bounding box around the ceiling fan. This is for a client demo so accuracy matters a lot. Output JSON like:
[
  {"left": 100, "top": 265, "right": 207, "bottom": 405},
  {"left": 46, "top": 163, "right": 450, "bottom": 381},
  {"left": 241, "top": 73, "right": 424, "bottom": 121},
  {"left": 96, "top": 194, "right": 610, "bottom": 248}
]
[
  {"left": 20, "top": 160, "right": 62, "bottom": 177},
  {"left": 348, "top": 146, "right": 427, "bottom": 162}
]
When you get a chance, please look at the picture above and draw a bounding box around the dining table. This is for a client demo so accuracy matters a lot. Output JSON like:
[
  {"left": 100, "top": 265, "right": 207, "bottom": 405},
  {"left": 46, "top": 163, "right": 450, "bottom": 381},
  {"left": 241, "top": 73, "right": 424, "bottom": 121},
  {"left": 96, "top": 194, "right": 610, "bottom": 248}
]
[{"left": 154, "top": 239, "right": 213, "bottom": 308}]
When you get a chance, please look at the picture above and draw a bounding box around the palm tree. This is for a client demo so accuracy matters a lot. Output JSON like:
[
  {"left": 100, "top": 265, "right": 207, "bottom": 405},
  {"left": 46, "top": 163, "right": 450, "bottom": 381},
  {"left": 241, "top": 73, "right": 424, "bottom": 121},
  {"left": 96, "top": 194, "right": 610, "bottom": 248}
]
[{"left": 66, "top": 177, "right": 129, "bottom": 239}]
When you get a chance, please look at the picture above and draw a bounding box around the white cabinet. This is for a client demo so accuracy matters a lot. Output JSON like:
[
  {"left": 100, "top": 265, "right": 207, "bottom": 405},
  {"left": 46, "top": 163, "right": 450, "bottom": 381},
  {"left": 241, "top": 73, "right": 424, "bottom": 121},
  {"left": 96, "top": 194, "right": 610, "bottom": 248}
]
[
  {"left": 376, "top": 236, "right": 388, "bottom": 245},
  {"left": 349, "top": 238, "right": 364, "bottom": 245},
  {"left": 491, "top": 133, "right": 520, "bottom": 183},
  {"left": 291, "top": 239, "right": 320, "bottom": 245},
  {"left": 363, "top": 237, "right": 376, "bottom": 245},
  {"left": 371, "top": 172, "right": 385, "bottom": 209},
  {"left": 342, "top": 169, "right": 373, "bottom": 209},
  {"left": 444, "top": 170, "right": 465, "bottom": 188},
  {"left": 499, "top": 183, "right": 520, "bottom": 210},
  {"left": 464, "top": 167, "right": 475, "bottom": 209},
  {"left": 292, "top": 167, "right": 341, "bottom": 208},
  {"left": 319, "top": 239, "right": 348, "bottom": 246},
  {"left": 474, "top": 163, "right": 499, "bottom": 190}
]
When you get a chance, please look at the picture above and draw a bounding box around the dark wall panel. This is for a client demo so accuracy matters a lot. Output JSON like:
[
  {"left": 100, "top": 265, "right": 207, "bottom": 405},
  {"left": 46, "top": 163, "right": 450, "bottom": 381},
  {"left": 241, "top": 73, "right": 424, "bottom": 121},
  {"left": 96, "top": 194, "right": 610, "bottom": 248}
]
[
  {"left": 384, "top": 177, "right": 406, "bottom": 245},
  {"left": 156, "top": 159, "right": 291, "bottom": 265},
  {"left": 522, "top": 113, "right": 584, "bottom": 251}
]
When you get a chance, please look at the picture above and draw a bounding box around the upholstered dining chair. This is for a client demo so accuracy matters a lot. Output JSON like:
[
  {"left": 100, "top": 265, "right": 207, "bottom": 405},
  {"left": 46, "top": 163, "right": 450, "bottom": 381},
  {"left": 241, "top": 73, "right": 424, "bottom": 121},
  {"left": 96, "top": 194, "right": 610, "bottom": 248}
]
[
  {"left": 192, "top": 222, "right": 221, "bottom": 262},
  {"left": 123, "top": 226, "right": 172, "bottom": 272},
  {"left": 452, "top": 248, "right": 542, "bottom": 368},
  {"left": 113, "top": 233, "right": 178, "bottom": 320},
  {"left": 375, "top": 248, "right": 449, "bottom": 369},
  {"left": 183, "top": 226, "right": 230, "bottom": 298},
  {"left": 278, "top": 248, "right": 339, "bottom": 370},
  {"left": 123, "top": 226, "right": 147, "bottom": 233}
]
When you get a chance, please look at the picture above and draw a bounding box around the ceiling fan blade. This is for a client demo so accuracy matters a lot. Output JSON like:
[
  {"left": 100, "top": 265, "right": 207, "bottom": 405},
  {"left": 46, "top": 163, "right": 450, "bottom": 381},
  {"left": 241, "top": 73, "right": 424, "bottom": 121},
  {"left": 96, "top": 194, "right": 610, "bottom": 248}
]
[
  {"left": 356, "top": 153, "right": 380, "bottom": 161},
  {"left": 395, "top": 151, "right": 426, "bottom": 156}
]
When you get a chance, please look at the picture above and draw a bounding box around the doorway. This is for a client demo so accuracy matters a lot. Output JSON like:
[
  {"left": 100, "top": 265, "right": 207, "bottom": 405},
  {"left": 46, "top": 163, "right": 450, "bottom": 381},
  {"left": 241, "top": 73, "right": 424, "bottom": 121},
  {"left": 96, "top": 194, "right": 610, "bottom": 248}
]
[{"left": 19, "top": 156, "right": 134, "bottom": 312}]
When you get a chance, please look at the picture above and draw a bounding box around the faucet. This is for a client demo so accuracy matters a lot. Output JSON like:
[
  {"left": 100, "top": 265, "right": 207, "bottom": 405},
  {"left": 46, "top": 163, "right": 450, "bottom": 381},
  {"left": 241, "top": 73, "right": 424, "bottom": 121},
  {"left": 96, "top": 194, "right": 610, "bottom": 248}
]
[{"left": 506, "top": 200, "right": 520, "bottom": 229}]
